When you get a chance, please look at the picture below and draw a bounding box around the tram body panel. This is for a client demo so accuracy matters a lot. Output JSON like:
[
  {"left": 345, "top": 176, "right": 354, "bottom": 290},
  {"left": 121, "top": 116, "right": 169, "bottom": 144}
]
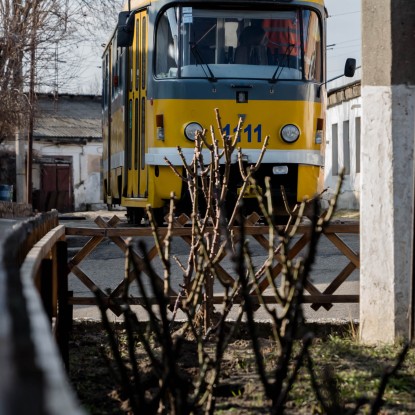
[{"left": 147, "top": 95, "right": 324, "bottom": 201}]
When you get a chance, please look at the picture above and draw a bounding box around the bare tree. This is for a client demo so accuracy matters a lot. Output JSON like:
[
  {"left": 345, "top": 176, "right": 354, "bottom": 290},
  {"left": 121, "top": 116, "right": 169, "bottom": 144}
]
[
  {"left": 0, "top": 0, "right": 122, "bottom": 203},
  {"left": 0, "top": 0, "right": 123, "bottom": 143}
]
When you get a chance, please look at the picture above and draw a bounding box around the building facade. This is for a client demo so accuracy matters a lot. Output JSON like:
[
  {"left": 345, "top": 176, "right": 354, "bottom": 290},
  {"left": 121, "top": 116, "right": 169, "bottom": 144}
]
[
  {"left": 322, "top": 68, "right": 362, "bottom": 210},
  {"left": 32, "top": 94, "right": 103, "bottom": 212},
  {"left": 0, "top": 94, "right": 104, "bottom": 212}
]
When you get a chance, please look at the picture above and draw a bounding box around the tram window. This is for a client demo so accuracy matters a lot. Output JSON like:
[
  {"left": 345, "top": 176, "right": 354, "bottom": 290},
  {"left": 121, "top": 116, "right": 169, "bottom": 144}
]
[
  {"left": 128, "top": 99, "right": 133, "bottom": 169},
  {"left": 112, "top": 47, "right": 117, "bottom": 96},
  {"left": 135, "top": 20, "right": 139, "bottom": 90},
  {"left": 114, "top": 48, "right": 123, "bottom": 94},
  {"left": 141, "top": 17, "right": 146, "bottom": 89},
  {"left": 154, "top": 7, "right": 321, "bottom": 81},
  {"left": 102, "top": 64, "right": 105, "bottom": 106},
  {"left": 190, "top": 17, "right": 217, "bottom": 64},
  {"left": 303, "top": 10, "right": 322, "bottom": 82},
  {"left": 103, "top": 54, "right": 108, "bottom": 107},
  {"left": 129, "top": 46, "right": 133, "bottom": 92},
  {"left": 155, "top": 12, "right": 178, "bottom": 78},
  {"left": 118, "top": 50, "right": 122, "bottom": 92},
  {"left": 106, "top": 54, "right": 109, "bottom": 106},
  {"left": 141, "top": 96, "right": 145, "bottom": 170},
  {"left": 262, "top": 12, "right": 301, "bottom": 70},
  {"left": 234, "top": 24, "right": 268, "bottom": 65}
]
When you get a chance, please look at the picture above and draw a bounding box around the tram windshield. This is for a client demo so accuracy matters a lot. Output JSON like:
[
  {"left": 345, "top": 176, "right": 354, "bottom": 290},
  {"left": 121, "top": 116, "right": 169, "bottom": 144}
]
[{"left": 155, "top": 7, "right": 322, "bottom": 82}]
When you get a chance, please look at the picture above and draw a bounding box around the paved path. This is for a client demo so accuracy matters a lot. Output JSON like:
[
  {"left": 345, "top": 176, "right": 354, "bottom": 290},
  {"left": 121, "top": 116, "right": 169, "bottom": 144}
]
[{"left": 0, "top": 218, "right": 19, "bottom": 242}]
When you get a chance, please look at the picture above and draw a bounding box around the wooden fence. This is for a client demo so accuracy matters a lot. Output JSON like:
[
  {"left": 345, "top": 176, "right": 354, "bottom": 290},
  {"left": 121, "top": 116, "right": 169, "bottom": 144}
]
[
  {"left": 0, "top": 208, "right": 359, "bottom": 415},
  {"left": 65, "top": 213, "right": 359, "bottom": 317},
  {"left": 0, "top": 200, "right": 32, "bottom": 218},
  {"left": 0, "top": 210, "right": 84, "bottom": 415}
]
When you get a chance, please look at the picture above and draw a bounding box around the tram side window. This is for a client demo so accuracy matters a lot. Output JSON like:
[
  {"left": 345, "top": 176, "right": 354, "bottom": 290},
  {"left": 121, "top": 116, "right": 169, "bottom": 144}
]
[
  {"left": 118, "top": 48, "right": 124, "bottom": 92},
  {"left": 112, "top": 46, "right": 124, "bottom": 95},
  {"left": 155, "top": 12, "right": 178, "bottom": 78},
  {"left": 103, "top": 54, "right": 109, "bottom": 108},
  {"left": 303, "top": 10, "right": 322, "bottom": 82},
  {"left": 112, "top": 42, "right": 117, "bottom": 97}
]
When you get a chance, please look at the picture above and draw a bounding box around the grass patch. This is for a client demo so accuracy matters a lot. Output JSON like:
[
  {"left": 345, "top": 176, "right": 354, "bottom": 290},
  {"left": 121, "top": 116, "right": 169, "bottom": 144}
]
[{"left": 69, "top": 322, "right": 415, "bottom": 414}]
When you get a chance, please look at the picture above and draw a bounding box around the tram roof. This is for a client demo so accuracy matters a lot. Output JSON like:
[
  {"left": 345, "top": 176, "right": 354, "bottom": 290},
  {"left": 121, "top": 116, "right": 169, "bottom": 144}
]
[{"left": 123, "top": 0, "right": 325, "bottom": 12}]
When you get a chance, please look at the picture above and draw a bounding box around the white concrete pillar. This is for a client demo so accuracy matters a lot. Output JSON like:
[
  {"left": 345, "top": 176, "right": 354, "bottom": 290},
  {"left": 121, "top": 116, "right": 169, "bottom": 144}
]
[{"left": 360, "top": 0, "right": 415, "bottom": 343}]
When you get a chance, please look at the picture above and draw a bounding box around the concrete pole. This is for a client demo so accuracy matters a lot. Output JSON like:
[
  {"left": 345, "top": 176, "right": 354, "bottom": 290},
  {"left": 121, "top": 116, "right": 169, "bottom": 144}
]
[
  {"left": 360, "top": 0, "right": 415, "bottom": 343},
  {"left": 15, "top": 126, "right": 26, "bottom": 203}
]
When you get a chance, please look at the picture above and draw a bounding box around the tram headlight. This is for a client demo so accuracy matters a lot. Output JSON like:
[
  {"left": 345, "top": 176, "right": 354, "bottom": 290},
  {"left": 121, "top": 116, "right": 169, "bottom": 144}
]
[
  {"left": 280, "top": 124, "right": 300, "bottom": 143},
  {"left": 184, "top": 122, "right": 203, "bottom": 141}
]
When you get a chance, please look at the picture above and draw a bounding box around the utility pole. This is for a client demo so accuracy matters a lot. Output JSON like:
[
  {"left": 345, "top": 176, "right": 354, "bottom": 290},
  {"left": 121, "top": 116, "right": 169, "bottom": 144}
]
[
  {"left": 15, "top": 122, "right": 26, "bottom": 203},
  {"left": 26, "top": 2, "right": 39, "bottom": 205},
  {"left": 13, "top": 0, "right": 26, "bottom": 203},
  {"left": 360, "top": 0, "right": 415, "bottom": 344}
]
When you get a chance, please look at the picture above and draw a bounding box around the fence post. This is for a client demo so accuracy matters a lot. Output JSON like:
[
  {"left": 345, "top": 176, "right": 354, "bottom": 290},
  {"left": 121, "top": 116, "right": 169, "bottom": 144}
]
[
  {"left": 40, "top": 258, "right": 53, "bottom": 321},
  {"left": 56, "top": 239, "right": 70, "bottom": 370}
]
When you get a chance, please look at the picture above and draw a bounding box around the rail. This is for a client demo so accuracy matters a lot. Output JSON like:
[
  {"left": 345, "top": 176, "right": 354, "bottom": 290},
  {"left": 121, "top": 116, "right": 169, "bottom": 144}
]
[{"left": 0, "top": 210, "right": 84, "bottom": 415}]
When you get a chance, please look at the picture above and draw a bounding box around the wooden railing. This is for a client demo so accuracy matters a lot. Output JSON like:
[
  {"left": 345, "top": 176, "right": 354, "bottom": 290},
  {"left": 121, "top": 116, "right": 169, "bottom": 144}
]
[
  {"left": 65, "top": 213, "right": 360, "bottom": 315},
  {"left": 0, "top": 210, "right": 84, "bottom": 415},
  {"left": 0, "top": 209, "right": 359, "bottom": 415}
]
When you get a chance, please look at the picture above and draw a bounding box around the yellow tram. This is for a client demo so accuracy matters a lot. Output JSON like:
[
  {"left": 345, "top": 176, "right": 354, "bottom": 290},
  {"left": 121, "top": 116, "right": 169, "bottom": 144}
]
[{"left": 102, "top": 0, "right": 353, "bottom": 223}]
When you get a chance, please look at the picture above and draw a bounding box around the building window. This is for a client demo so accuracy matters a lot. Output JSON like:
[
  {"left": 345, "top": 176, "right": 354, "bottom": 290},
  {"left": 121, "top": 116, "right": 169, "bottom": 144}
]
[
  {"left": 343, "top": 120, "right": 350, "bottom": 175},
  {"left": 332, "top": 123, "right": 339, "bottom": 176},
  {"left": 355, "top": 117, "right": 361, "bottom": 173}
]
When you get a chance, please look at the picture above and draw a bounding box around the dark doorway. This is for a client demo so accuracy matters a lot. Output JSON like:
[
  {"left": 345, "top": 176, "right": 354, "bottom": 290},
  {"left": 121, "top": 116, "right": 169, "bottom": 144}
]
[{"left": 34, "top": 163, "right": 73, "bottom": 212}]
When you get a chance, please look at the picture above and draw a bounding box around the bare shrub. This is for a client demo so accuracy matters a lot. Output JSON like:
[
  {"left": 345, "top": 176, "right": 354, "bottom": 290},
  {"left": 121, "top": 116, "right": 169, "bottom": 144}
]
[{"left": 90, "top": 111, "right": 409, "bottom": 415}]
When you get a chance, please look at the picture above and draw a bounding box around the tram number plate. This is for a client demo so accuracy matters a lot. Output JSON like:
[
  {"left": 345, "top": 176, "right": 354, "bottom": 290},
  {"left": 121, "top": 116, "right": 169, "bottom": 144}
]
[{"left": 223, "top": 124, "right": 262, "bottom": 143}]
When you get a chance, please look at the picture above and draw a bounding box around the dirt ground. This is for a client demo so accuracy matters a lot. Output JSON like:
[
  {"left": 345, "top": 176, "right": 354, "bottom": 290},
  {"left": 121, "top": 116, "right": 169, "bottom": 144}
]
[{"left": 68, "top": 320, "right": 415, "bottom": 415}]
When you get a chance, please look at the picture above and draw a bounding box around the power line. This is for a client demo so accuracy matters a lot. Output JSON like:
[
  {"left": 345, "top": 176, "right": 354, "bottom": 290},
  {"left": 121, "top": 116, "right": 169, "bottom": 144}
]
[
  {"left": 328, "top": 44, "right": 360, "bottom": 52},
  {"left": 328, "top": 11, "right": 360, "bottom": 18},
  {"left": 330, "top": 38, "right": 361, "bottom": 45}
]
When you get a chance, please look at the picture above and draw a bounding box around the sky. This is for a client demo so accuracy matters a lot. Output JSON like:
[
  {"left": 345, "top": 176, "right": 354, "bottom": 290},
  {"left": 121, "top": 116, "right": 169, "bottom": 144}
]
[
  {"left": 325, "top": 0, "right": 362, "bottom": 80},
  {"left": 60, "top": 0, "right": 362, "bottom": 94}
]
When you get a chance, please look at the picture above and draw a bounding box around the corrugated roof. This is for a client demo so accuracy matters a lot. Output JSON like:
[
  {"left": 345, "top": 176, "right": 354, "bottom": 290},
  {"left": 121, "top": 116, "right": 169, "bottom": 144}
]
[{"left": 33, "top": 94, "right": 102, "bottom": 140}]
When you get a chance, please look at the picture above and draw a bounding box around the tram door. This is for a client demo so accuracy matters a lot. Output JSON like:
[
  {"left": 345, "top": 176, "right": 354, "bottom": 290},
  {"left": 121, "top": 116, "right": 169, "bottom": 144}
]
[{"left": 126, "top": 12, "right": 148, "bottom": 199}]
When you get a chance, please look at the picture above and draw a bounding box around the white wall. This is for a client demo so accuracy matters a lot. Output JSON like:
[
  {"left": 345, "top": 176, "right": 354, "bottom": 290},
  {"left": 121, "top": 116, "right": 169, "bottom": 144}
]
[
  {"left": 323, "top": 68, "right": 362, "bottom": 210},
  {"left": 33, "top": 142, "right": 103, "bottom": 211}
]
